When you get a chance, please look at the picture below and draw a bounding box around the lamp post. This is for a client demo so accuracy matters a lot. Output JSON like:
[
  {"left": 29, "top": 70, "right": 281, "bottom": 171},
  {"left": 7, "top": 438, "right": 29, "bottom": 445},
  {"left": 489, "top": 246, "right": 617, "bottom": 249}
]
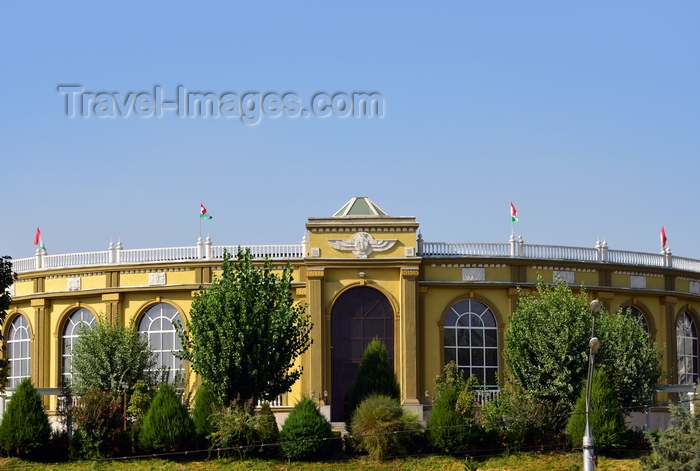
[
  {"left": 121, "top": 381, "right": 129, "bottom": 432},
  {"left": 583, "top": 299, "right": 602, "bottom": 471}
]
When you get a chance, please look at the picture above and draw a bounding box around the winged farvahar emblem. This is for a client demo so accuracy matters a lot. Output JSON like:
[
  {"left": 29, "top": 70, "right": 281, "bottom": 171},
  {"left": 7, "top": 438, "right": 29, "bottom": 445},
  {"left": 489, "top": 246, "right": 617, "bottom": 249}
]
[{"left": 328, "top": 232, "right": 397, "bottom": 258}]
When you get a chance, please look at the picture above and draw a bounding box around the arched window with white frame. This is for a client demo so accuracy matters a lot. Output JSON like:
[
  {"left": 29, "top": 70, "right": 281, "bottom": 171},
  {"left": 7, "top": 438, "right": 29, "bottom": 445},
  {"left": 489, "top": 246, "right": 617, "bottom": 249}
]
[
  {"left": 443, "top": 299, "right": 498, "bottom": 389},
  {"left": 677, "top": 311, "right": 698, "bottom": 386},
  {"left": 7, "top": 315, "right": 31, "bottom": 388},
  {"left": 138, "top": 303, "right": 184, "bottom": 383},
  {"left": 61, "top": 308, "right": 96, "bottom": 387}
]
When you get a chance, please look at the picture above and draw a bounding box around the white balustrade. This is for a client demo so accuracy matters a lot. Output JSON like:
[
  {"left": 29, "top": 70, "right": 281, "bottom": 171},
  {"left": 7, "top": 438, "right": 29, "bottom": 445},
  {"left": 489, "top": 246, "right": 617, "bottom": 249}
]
[
  {"left": 119, "top": 246, "right": 199, "bottom": 264},
  {"left": 672, "top": 257, "right": 700, "bottom": 273},
  {"left": 521, "top": 244, "right": 598, "bottom": 262},
  {"left": 421, "top": 242, "right": 510, "bottom": 257},
  {"left": 210, "top": 245, "right": 304, "bottom": 260},
  {"left": 43, "top": 251, "right": 110, "bottom": 268},
  {"left": 10, "top": 258, "right": 36, "bottom": 272},
  {"left": 607, "top": 250, "right": 665, "bottom": 268}
]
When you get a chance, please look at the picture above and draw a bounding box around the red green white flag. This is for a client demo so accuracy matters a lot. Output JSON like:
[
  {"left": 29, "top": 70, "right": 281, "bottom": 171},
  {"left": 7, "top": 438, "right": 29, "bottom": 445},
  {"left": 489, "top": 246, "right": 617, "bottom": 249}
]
[
  {"left": 33, "top": 227, "right": 46, "bottom": 251},
  {"left": 200, "top": 204, "right": 213, "bottom": 220},
  {"left": 660, "top": 226, "right": 667, "bottom": 248},
  {"left": 510, "top": 202, "right": 518, "bottom": 223}
]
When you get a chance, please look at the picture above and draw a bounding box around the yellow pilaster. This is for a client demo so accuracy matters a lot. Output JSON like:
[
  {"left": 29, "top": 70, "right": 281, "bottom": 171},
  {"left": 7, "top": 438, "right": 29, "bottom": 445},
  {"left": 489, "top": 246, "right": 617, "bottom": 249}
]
[
  {"left": 306, "top": 269, "right": 325, "bottom": 402},
  {"left": 400, "top": 268, "right": 420, "bottom": 405},
  {"left": 30, "top": 298, "right": 49, "bottom": 388},
  {"left": 102, "top": 293, "right": 123, "bottom": 324}
]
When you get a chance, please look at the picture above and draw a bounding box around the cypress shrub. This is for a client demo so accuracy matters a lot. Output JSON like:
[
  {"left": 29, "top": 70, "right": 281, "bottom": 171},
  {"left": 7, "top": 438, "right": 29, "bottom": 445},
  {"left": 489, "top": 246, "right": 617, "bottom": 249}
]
[
  {"left": 0, "top": 378, "right": 51, "bottom": 457},
  {"left": 350, "top": 394, "right": 422, "bottom": 461},
  {"left": 567, "top": 368, "right": 628, "bottom": 451},
  {"left": 138, "top": 383, "right": 195, "bottom": 453},
  {"left": 254, "top": 402, "right": 279, "bottom": 457},
  {"left": 192, "top": 383, "right": 220, "bottom": 448},
  {"left": 279, "top": 395, "right": 333, "bottom": 461},
  {"left": 642, "top": 404, "right": 700, "bottom": 470},
  {"left": 344, "top": 338, "right": 400, "bottom": 427}
]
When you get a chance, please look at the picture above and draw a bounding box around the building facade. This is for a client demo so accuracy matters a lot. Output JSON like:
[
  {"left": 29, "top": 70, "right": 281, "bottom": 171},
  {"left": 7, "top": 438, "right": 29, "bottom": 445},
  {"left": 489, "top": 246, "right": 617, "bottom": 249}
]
[{"left": 5, "top": 197, "right": 700, "bottom": 423}]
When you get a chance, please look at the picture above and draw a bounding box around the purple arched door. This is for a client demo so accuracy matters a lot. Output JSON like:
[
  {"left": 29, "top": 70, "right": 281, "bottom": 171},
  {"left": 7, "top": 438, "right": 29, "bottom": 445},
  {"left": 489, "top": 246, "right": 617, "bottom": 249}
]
[{"left": 330, "top": 287, "right": 394, "bottom": 421}]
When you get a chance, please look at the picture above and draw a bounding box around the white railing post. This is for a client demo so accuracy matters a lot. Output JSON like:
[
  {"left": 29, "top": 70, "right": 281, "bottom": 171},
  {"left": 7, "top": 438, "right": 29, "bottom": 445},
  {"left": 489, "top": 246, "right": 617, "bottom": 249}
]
[
  {"left": 417, "top": 233, "right": 424, "bottom": 256},
  {"left": 108, "top": 242, "right": 116, "bottom": 264},
  {"left": 517, "top": 236, "right": 524, "bottom": 257},
  {"left": 35, "top": 248, "right": 42, "bottom": 269},
  {"left": 665, "top": 248, "right": 672, "bottom": 268},
  {"left": 205, "top": 236, "right": 212, "bottom": 259},
  {"left": 509, "top": 235, "right": 516, "bottom": 257},
  {"left": 595, "top": 240, "right": 601, "bottom": 262},
  {"left": 116, "top": 241, "right": 123, "bottom": 264},
  {"left": 302, "top": 234, "right": 308, "bottom": 257},
  {"left": 197, "top": 237, "right": 203, "bottom": 259},
  {"left": 602, "top": 241, "right": 608, "bottom": 263}
]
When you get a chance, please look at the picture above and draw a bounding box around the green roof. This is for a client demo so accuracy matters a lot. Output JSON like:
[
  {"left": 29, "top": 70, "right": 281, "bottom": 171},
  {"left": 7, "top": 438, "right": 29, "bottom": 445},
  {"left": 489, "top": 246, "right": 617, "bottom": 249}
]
[{"left": 333, "top": 197, "right": 389, "bottom": 217}]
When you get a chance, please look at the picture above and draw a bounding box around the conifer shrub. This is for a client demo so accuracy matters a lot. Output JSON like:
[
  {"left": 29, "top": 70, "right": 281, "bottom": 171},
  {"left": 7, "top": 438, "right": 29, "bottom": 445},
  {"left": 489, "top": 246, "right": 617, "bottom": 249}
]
[
  {"left": 192, "top": 383, "right": 220, "bottom": 449},
  {"left": 71, "top": 387, "right": 127, "bottom": 459},
  {"left": 0, "top": 378, "right": 51, "bottom": 457},
  {"left": 350, "top": 394, "right": 422, "bottom": 461},
  {"left": 642, "top": 403, "right": 700, "bottom": 470},
  {"left": 254, "top": 402, "right": 279, "bottom": 457},
  {"left": 279, "top": 395, "right": 334, "bottom": 461},
  {"left": 427, "top": 364, "right": 491, "bottom": 453},
  {"left": 567, "top": 368, "right": 628, "bottom": 452},
  {"left": 138, "top": 383, "right": 195, "bottom": 453},
  {"left": 208, "top": 405, "right": 259, "bottom": 458},
  {"left": 344, "top": 338, "right": 400, "bottom": 427}
]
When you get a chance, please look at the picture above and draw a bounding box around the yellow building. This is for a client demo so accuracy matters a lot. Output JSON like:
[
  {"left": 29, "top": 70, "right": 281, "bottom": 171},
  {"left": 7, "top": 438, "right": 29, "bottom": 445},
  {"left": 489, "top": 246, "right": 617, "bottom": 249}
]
[{"left": 5, "top": 197, "right": 700, "bottom": 425}]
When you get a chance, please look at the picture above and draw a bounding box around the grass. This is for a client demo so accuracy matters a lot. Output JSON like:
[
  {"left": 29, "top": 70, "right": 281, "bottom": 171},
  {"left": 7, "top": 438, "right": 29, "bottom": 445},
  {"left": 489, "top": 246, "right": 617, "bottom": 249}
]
[{"left": 0, "top": 452, "right": 645, "bottom": 471}]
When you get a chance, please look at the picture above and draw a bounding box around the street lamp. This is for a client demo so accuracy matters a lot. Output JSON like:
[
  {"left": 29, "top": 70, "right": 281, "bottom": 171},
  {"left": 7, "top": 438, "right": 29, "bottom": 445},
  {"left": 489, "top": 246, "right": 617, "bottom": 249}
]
[
  {"left": 583, "top": 299, "right": 602, "bottom": 471},
  {"left": 121, "top": 381, "right": 129, "bottom": 432}
]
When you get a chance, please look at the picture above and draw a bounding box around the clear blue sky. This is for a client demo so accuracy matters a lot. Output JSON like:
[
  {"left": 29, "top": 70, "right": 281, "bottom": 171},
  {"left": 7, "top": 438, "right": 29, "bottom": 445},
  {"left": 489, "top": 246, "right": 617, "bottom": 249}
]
[{"left": 2, "top": 2, "right": 699, "bottom": 260}]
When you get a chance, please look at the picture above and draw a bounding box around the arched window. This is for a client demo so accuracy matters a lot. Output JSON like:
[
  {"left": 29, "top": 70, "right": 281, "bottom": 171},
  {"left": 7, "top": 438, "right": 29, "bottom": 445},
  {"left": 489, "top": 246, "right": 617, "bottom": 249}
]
[
  {"left": 138, "top": 303, "right": 184, "bottom": 383},
  {"left": 7, "top": 315, "right": 30, "bottom": 388},
  {"left": 623, "top": 305, "right": 649, "bottom": 334},
  {"left": 677, "top": 311, "right": 698, "bottom": 385},
  {"left": 61, "top": 308, "right": 96, "bottom": 387},
  {"left": 443, "top": 299, "right": 498, "bottom": 389}
]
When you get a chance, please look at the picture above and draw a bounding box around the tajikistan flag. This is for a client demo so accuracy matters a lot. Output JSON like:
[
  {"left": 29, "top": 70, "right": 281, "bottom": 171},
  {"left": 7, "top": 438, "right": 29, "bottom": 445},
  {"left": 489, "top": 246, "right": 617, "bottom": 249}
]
[
  {"left": 510, "top": 202, "right": 518, "bottom": 223},
  {"left": 33, "top": 227, "right": 46, "bottom": 251},
  {"left": 200, "top": 204, "right": 213, "bottom": 220}
]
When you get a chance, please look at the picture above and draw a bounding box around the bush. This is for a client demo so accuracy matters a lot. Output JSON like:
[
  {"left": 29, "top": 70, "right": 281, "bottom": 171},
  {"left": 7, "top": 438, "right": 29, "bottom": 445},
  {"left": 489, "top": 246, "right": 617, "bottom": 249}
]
[
  {"left": 209, "top": 406, "right": 259, "bottom": 458},
  {"left": 0, "top": 378, "right": 51, "bottom": 457},
  {"left": 138, "top": 383, "right": 195, "bottom": 453},
  {"left": 255, "top": 402, "right": 279, "bottom": 457},
  {"left": 192, "top": 383, "right": 220, "bottom": 448},
  {"left": 641, "top": 404, "right": 700, "bottom": 470},
  {"left": 350, "top": 394, "right": 422, "bottom": 461},
  {"left": 72, "top": 388, "right": 128, "bottom": 459},
  {"left": 567, "top": 368, "right": 628, "bottom": 452},
  {"left": 280, "top": 395, "right": 333, "bottom": 461},
  {"left": 427, "top": 364, "right": 489, "bottom": 453},
  {"left": 344, "top": 338, "right": 400, "bottom": 427}
]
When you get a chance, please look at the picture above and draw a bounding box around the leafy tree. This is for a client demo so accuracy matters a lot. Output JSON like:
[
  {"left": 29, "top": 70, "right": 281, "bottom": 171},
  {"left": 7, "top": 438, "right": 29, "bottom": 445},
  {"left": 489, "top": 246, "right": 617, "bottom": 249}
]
[
  {"left": 0, "top": 256, "right": 17, "bottom": 389},
  {"left": 344, "top": 338, "right": 400, "bottom": 426},
  {"left": 70, "top": 314, "right": 157, "bottom": 397},
  {"left": 179, "top": 248, "right": 312, "bottom": 409},
  {"left": 71, "top": 387, "right": 127, "bottom": 459},
  {"left": 0, "top": 378, "right": 51, "bottom": 457},
  {"left": 504, "top": 280, "right": 662, "bottom": 430},
  {"left": 567, "top": 368, "right": 628, "bottom": 451},
  {"left": 138, "top": 383, "right": 195, "bottom": 453}
]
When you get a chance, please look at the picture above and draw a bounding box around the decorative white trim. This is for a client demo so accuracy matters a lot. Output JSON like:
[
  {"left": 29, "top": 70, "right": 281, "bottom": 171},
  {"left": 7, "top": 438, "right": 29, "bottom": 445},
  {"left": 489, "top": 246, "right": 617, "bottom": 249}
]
[
  {"left": 327, "top": 232, "right": 397, "bottom": 258},
  {"left": 311, "top": 248, "right": 320, "bottom": 257},
  {"left": 405, "top": 247, "right": 415, "bottom": 257},
  {"left": 462, "top": 268, "right": 485, "bottom": 281},
  {"left": 553, "top": 270, "right": 574, "bottom": 284},
  {"left": 67, "top": 277, "right": 81, "bottom": 291},
  {"left": 7, "top": 284, "right": 14, "bottom": 297},
  {"left": 148, "top": 272, "right": 166, "bottom": 286},
  {"left": 690, "top": 280, "right": 700, "bottom": 295},
  {"left": 630, "top": 275, "right": 647, "bottom": 289}
]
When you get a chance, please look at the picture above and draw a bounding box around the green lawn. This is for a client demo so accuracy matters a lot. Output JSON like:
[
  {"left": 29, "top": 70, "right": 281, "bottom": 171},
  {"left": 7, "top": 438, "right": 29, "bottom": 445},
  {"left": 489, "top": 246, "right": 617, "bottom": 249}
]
[{"left": 0, "top": 452, "right": 645, "bottom": 471}]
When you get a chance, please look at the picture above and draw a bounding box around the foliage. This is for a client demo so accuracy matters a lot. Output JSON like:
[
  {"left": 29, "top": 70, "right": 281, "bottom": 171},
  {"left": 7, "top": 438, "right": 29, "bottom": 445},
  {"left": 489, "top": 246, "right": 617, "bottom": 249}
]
[
  {"left": 71, "top": 387, "right": 128, "bottom": 459},
  {"left": 350, "top": 394, "right": 422, "bottom": 461},
  {"left": 504, "top": 280, "right": 662, "bottom": 431},
  {"left": 138, "top": 383, "right": 195, "bottom": 453},
  {"left": 0, "top": 256, "right": 17, "bottom": 390},
  {"left": 641, "top": 404, "right": 700, "bottom": 470},
  {"left": 279, "top": 395, "right": 334, "bottom": 461},
  {"left": 255, "top": 402, "right": 280, "bottom": 457},
  {"left": 208, "top": 405, "right": 259, "bottom": 458},
  {"left": 567, "top": 368, "right": 629, "bottom": 451},
  {"left": 344, "top": 338, "right": 400, "bottom": 427},
  {"left": 0, "top": 378, "right": 51, "bottom": 457},
  {"left": 596, "top": 307, "right": 663, "bottom": 412},
  {"left": 482, "top": 378, "right": 559, "bottom": 450},
  {"left": 192, "top": 383, "right": 220, "bottom": 448},
  {"left": 427, "top": 362, "right": 492, "bottom": 453},
  {"left": 179, "top": 248, "right": 313, "bottom": 409},
  {"left": 70, "top": 314, "right": 157, "bottom": 397}
]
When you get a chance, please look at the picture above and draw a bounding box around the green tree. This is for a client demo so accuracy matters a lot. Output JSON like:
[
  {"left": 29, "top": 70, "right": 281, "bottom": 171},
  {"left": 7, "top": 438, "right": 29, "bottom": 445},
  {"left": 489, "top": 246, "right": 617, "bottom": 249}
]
[
  {"left": 504, "top": 280, "right": 662, "bottom": 430},
  {"left": 642, "top": 404, "right": 700, "bottom": 470},
  {"left": 70, "top": 314, "right": 157, "bottom": 397},
  {"left": 138, "top": 383, "right": 195, "bottom": 453},
  {"left": 179, "top": 248, "right": 312, "bottom": 409},
  {"left": 279, "top": 395, "right": 333, "bottom": 461},
  {"left": 567, "top": 368, "right": 628, "bottom": 451},
  {"left": 0, "top": 256, "right": 17, "bottom": 389},
  {"left": 344, "top": 338, "right": 400, "bottom": 426},
  {"left": 0, "top": 378, "right": 51, "bottom": 457}
]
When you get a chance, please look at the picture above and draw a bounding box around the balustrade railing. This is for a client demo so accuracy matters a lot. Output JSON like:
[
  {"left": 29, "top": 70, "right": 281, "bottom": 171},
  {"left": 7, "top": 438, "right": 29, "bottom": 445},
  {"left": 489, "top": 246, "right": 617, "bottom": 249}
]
[
  {"left": 421, "top": 242, "right": 510, "bottom": 257},
  {"left": 607, "top": 250, "right": 665, "bottom": 268},
  {"left": 521, "top": 244, "right": 598, "bottom": 262},
  {"left": 211, "top": 245, "right": 304, "bottom": 259},
  {"left": 43, "top": 251, "right": 110, "bottom": 268},
  {"left": 120, "top": 246, "right": 199, "bottom": 263}
]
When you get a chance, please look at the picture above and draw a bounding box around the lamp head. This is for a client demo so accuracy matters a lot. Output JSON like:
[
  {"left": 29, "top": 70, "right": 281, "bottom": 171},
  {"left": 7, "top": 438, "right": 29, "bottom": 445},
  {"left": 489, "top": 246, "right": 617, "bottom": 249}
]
[
  {"left": 589, "top": 336, "right": 600, "bottom": 353},
  {"left": 590, "top": 299, "right": 602, "bottom": 317}
]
